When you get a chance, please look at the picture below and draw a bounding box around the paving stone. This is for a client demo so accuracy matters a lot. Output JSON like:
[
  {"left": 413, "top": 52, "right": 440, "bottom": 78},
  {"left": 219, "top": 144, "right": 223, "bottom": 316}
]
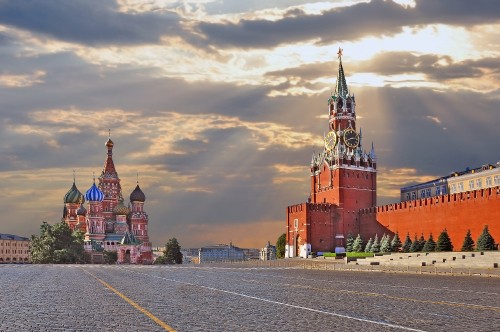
[{"left": 1, "top": 265, "right": 499, "bottom": 332}]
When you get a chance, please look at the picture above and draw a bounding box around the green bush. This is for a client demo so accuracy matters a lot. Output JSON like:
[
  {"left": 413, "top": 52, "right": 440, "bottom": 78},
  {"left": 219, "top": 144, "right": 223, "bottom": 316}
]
[{"left": 347, "top": 252, "right": 374, "bottom": 258}]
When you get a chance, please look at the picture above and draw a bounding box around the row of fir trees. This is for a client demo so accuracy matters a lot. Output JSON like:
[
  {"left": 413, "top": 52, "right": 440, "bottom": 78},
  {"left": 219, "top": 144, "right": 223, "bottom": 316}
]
[{"left": 346, "top": 225, "right": 496, "bottom": 253}]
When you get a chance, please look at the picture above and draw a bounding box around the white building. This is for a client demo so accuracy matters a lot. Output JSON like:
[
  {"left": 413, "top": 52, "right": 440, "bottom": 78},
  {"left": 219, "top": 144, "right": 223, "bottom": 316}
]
[
  {"left": 198, "top": 243, "right": 245, "bottom": 263},
  {"left": 260, "top": 241, "right": 276, "bottom": 261}
]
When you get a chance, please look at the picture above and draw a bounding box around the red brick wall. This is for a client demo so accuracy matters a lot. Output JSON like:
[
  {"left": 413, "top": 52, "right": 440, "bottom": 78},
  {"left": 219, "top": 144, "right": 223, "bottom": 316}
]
[
  {"left": 359, "top": 187, "right": 500, "bottom": 250},
  {"left": 286, "top": 203, "right": 308, "bottom": 247},
  {"left": 287, "top": 203, "right": 340, "bottom": 252},
  {"left": 308, "top": 204, "right": 336, "bottom": 252}
]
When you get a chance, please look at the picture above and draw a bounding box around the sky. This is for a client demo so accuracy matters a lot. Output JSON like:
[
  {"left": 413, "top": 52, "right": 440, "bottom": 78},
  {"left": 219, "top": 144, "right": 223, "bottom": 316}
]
[{"left": 0, "top": 0, "right": 499, "bottom": 248}]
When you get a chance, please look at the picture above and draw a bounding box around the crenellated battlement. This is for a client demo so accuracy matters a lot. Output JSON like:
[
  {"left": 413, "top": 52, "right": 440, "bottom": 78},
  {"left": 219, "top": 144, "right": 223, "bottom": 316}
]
[
  {"left": 287, "top": 202, "right": 336, "bottom": 213},
  {"left": 359, "top": 186, "right": 500, "bottom": 215},
  {"left": 358, "top": 186, "right": 500, "bottom": 251}
]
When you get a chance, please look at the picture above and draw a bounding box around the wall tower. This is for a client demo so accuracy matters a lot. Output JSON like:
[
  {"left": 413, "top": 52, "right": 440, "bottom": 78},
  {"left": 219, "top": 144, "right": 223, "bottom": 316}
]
[{"left": 286, "top": 49, "right": 377, "bottom": 257}]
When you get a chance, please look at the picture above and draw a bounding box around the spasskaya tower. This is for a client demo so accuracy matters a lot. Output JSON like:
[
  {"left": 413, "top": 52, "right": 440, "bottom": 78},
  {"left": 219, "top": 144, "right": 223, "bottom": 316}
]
[{"left": 286, "top": 49, "right": 377, "bottom": 258}]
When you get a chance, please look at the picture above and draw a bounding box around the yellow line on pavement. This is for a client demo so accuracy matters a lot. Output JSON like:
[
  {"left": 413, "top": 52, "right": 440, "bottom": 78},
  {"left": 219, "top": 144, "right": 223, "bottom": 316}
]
[{"left": 81, "top": 268, "right": 176, "bottom": 332}]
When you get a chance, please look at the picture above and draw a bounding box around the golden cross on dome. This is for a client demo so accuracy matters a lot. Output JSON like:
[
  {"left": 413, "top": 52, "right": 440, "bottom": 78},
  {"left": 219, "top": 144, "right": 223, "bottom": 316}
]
[{"left": 337, "top": 47, "right": 343, "bottom": 59}]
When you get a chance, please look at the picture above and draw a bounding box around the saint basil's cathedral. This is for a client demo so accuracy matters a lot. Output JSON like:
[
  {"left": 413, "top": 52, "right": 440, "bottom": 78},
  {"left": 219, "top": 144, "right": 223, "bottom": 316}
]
[{"left": 62, "top": 135, "right": 153, "bottom": 264}]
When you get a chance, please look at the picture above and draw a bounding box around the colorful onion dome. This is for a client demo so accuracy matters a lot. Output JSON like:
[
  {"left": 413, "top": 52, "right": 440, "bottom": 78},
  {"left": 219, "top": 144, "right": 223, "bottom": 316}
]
[
  {"left": 85, "top": 182, "right": 104, "bottom": 202},
  {"left": 64, "top": 182, "right": 85, "bottom": 204},
  {"left": 113, "top": 199, "right": 130, "bottom": 215},
  {"left": 77, "top": 204, "right": 87, "bottom": 216},
  {"left": 130, "top": 184, "right": 146, "bottom": 202}
]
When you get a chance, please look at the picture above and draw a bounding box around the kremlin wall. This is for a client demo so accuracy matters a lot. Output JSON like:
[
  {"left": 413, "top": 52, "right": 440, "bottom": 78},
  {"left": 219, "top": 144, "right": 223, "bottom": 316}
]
[
  {"left": 285, "top": 50, "right": 499, "bottom": 257},
  {"left": 359, "top": 187, "right": 500, "bottom": 253}
]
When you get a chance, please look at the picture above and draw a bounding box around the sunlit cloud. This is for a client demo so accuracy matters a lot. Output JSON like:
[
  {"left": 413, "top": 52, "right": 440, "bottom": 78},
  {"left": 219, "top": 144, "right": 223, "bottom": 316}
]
[
  {"left": 0, "top": 70, "right": 45, "bottom": 87},
  {"left": 377, "top": 167, "right": 438, "bottom": 200},
  {"left": 426, "top": 115, "right": 441, "bottom": 124}
]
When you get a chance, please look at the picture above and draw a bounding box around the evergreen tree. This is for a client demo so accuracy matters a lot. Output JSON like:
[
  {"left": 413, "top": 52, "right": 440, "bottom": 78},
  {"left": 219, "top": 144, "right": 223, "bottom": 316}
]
[
  {"left": 391, "top": 232, "right": 402, "bottom": 252},
  {"left": 409, "top": 235, "right": 420, "bottom": 252},
  {"left": 346, "top": 234, "right": 354, "bottom": 252},
  {"left": 352, "top": 234, "right": 364, "bottom": 252},
  {"left": 364, "top": 238, "right": 373, "bottom": 253},
  {"left": 476, "top": 225, "right": 496, "bottom": 251},
  {"left": 417, "top": 234, "right": 426, "bottom": 251},
  {"left": 163, "top": 237, "right": 183, "bottom": 264},
  {"left": 30, "top": 221, "right": 85, "bottom": 264},
  {"left": 276, "top": 233, "right": 286, "bottom": 258},
  {"left": 435, "top": 229, "right": 453, "bottom": 252},
  {"left": 461, "top": 229, "right": 475, "bottom": 251},
  {"left": 422, "top": 233, "right": 436, "bottom": 252},
  {"left": 402, "top": 233, "right": 412, "bottom": 253},
  {"left": 379, "top": 234, "right": 391, "bottom": 253},
  {"left": 103, "top": 250, "right": 118, "bottom": 264},
  {"left": 370, "top": 234, "right": 380, "bottom": 253}
]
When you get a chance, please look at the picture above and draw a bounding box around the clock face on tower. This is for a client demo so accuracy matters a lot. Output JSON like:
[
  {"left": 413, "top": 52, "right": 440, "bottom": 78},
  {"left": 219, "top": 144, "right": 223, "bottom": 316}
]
[
  {"left": 324, "top": 131, "right": 337, "bottom": 151},
  {"left": 343, "top": 128, "right": 359, "bottom": 148}
]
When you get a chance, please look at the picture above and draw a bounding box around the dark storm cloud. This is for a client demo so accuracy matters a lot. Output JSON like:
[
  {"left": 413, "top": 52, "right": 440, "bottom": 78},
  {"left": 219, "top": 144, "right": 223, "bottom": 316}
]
[
  {"left": 0, "top": 0, "right": 183, "bottom": 45},
  {"left": 196, "top": 0, "right": 500, "bottom": 49}
]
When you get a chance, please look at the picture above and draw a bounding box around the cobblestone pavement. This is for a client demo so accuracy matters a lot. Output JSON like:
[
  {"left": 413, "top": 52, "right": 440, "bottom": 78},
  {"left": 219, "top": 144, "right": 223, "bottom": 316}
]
[{"left": 1, "top": 265, "right": 499, "bottom": 332}]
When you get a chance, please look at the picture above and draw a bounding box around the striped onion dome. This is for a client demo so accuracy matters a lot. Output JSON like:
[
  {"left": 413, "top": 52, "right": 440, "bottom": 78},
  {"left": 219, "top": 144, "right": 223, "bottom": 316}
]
[
  {"left": 85, "top": 182, "right": 104, "bottom": 202},
  {"left": 64, "top": 182, "right": 85, "bottom": 204},
  {"left": 130, "top": 184, "right": 146, "bottom": 202},
  {"left": 113, "top": 199, "right": 130, "bottom": 216}
]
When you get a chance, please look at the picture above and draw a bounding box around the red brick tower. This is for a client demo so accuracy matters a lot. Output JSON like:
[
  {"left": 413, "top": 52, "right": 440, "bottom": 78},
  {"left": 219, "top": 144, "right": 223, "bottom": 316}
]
[
  {"left": 286, "top": 49, "right": 377, "bottom": 257},
  {"left": 99, "top": 132, "right": 122, "bottom": 233}
]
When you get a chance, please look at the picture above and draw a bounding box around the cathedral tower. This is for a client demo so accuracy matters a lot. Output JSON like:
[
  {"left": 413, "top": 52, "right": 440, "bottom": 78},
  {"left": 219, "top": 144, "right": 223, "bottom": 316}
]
[
  {"left": 85, "top": 178, "right": 105, "bottom": 242},
  {"left": 62, "top": 175, "right": 85, "bottom": 232},
  {"left": 99, "top": 132, "right": 122, "bottom": 233}
]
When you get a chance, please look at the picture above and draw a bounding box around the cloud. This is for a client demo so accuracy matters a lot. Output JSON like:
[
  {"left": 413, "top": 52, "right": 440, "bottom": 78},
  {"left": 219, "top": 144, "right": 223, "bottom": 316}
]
[
  {"left": 0, "top": 70, "right": 45, "bottom": 87},
  {"left": 196, "top": 0, "right": 500, "bottom": 49},
  {"left": 425, "top": 115, "right": 441, "bottom": 124},
  {"left": 0, "top": 0, "right": 184, "bottom": 46},
  {"left": 266, "top": 51, "right": 500, "bottom": 92}
]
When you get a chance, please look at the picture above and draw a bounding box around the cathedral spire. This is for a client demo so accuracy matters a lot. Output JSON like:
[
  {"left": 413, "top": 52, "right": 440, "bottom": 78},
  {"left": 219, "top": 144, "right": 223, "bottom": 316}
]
[
  {"left": 102, "top": 131, "right": 118, "bottom": 178},
  {"left": 335, "top": 48, "right": 349, "bottom": 98}
]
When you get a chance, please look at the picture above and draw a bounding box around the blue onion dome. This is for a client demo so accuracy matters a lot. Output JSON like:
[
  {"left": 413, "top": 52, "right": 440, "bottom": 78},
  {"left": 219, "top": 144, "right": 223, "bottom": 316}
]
[
  {"left": 113, "top": 199, "right": 130, "bottom": 215},
  {"left": 130, "top": 184, "right": 146, "bottom": 202},
  {"left": 85, "top": 182, "right": 104, "bottom": 202},
  {"left": 64, "top": 182, "right": 85, "bottom": 204},
  {"left": 77, "top": 204, "right": 87, "bottom": 216}
]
